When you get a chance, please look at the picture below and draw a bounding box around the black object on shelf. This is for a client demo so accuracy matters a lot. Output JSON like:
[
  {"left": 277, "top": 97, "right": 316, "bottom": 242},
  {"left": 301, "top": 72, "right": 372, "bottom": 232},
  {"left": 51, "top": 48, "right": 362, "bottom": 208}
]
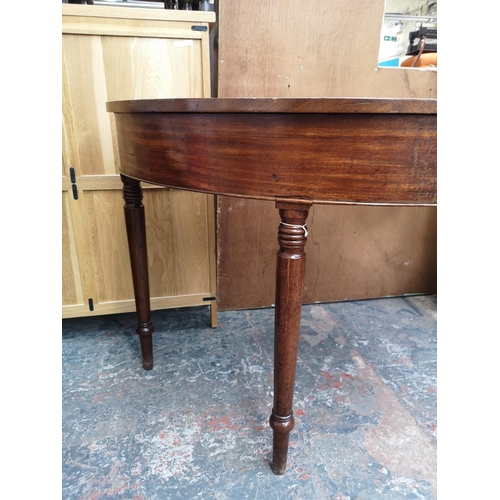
[{"left": 406, "top": 27, "right": 437, "bottom": 56}]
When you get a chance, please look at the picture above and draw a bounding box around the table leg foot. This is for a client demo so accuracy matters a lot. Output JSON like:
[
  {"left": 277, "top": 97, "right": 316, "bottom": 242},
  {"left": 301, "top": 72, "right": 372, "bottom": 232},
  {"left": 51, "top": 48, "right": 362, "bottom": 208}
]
[
  {"left": 138, "top": 321, "right": 154, "bottom": 370},
  {"left": 270, "top": 411, "right": 295, "bottom": 474}
]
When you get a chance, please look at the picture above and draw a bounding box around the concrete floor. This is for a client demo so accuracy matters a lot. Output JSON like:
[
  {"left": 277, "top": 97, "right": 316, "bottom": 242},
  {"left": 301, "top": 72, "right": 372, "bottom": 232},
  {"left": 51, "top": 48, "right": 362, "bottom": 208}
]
[{"left": 62, "top": 295, "right": 437, "bottom": 499}]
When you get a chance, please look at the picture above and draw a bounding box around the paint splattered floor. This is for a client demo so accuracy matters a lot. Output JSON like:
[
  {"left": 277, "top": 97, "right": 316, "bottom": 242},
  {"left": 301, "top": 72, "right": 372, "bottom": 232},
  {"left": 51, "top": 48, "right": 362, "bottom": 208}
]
[{"left": 62, "top": 295, "right": 437, "bottom": 499}]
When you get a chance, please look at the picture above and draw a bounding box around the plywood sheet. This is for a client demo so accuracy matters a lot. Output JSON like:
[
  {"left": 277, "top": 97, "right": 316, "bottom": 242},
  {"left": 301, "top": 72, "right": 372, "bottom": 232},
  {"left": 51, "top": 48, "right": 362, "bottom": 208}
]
[
  {"left": 218, "top": 0, "right": 436, "bottom": 99},
  {"left": 218, "top": 199, "right": 436, "bottom": 310}
]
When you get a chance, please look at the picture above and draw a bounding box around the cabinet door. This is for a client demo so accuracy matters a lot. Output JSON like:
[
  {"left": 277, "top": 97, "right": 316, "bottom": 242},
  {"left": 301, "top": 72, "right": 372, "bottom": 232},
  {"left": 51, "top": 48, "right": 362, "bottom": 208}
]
[{"left": 62, "top": 17, "right": 217, "bottom": 321}]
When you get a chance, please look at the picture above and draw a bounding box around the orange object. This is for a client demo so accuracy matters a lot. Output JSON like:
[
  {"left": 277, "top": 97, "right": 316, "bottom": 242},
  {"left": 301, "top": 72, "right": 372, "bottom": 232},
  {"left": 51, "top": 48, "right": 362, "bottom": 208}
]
[{"left": 401, "top": 52, "right": 437, "bottom": 68}]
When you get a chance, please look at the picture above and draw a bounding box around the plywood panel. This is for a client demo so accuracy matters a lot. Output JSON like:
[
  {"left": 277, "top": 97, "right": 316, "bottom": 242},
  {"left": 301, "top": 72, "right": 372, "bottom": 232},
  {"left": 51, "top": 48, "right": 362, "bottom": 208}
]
[
  {"left": 301, "top": 205, "right": 437, "bottom": 303},
  {"left": 218, "top": 199, "right": 436, "bottom": 310},
  {"left": 218, "top": 0, "right": 436, "bottom": 99},
  {"left": 217, "top": 0, "right": 437, "bottom": 310}
]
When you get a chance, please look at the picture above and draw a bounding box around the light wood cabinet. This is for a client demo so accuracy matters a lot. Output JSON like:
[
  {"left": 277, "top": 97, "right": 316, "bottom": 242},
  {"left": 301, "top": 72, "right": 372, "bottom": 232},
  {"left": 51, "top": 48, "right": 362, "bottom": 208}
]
[
  {"left": 62, "top": 5, "right": 218, "bottom": 324},
  {"left": 216, "top": 0, "right": 437, "bottom": 310}
]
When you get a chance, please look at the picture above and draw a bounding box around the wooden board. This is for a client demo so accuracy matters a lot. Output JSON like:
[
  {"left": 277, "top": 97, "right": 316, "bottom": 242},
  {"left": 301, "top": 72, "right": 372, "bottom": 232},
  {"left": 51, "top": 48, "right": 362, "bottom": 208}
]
[
  {"left": 218, "top": 200, "right": 436, "bottom": 310},
  {"left": 217, "top": 0, "right": 436, "bottom": 99}
]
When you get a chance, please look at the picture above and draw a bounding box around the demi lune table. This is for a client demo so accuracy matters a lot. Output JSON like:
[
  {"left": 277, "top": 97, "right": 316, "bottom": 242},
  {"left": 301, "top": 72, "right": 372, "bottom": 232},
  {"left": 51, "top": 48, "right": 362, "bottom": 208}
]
[{"left": 106, "top": 97, "right": 437, "bottom": 475}]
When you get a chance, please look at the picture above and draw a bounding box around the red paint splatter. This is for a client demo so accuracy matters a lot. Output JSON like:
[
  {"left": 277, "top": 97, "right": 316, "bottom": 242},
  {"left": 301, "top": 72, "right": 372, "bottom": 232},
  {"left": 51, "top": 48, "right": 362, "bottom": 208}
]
[
  {"left": 91, "top": 393, "right": 110, "bottom": 403},
  {"left": 295, "top": 467, "right": 311, "bottom": 480},
  {"left": 320, "top": 371, "right": 343, "bottom": 389},
  {"left": 204, "top": 413, "right": 239, "bottom": 431}
]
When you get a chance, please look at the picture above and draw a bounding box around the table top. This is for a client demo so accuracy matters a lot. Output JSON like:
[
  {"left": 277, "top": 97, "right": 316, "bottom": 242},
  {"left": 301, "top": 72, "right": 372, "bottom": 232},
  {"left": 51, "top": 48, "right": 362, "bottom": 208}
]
[
  {"left": 108, "top": 98, "right": 437, "bottom": 206},
  {"left": 107, "top": 97, "right": 436, "bottom": 115}
]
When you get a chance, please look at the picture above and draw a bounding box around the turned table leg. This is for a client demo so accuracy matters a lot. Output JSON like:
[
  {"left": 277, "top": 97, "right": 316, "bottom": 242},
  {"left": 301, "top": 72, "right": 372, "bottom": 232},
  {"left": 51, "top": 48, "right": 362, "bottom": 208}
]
[
  {"left": 269, "top": 200, "right": 312, "bottom": 475},
  {"left": 121, "top": 174, "right": 155, "bottom": 370}
]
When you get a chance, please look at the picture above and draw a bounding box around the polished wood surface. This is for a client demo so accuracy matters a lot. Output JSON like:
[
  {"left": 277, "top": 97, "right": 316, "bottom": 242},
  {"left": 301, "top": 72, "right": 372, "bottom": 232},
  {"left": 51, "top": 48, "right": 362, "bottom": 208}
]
[
  {"left": 270, "top": 201, "right": 312, "bottom": 474},
  {"left": 122, "top": 175, "right": 155, "bottom": 370},
  {"left": 107, "top": 97, "right": 436, "bottom": 113},
  {"left": 108, "top": 96, "right": 437, "bottom": 474},
  {"left": 108, "top": 98, "right": 437, "bottom": 205}
]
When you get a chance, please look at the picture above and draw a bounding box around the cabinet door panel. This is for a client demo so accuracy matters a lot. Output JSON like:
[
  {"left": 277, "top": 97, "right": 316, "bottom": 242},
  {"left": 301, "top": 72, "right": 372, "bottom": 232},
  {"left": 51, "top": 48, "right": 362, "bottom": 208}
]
[
  {"left": 81, "top": 188, "right": 212, "bottom": 305},
  {"left": 102, "top": 36, "right": 204, "bottom": 102},
  {"left": 62, "top": 191, "right": 85, "bottom": 308},
  {"left": 82, "top": 189, "right": 134, "bottom": 303},
  {"left": 144, "top": 189, "right": 212, "bottom": 298},
  {"left": 62, "top": 34, "right": 115, "bottom": 177}
]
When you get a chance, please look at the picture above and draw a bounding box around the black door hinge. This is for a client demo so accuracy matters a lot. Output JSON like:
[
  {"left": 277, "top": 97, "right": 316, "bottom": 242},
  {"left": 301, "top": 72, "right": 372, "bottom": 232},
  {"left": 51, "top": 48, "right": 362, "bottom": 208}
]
[{"left": 69, "top": 167, "right": 78, "bottom": 200}]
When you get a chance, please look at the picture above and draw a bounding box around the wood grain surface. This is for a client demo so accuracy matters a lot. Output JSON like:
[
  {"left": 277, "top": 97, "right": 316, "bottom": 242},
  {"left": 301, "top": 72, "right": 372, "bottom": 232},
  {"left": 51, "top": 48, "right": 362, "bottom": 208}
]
[
  {"left": 107, "top": 97, "right": 436, "bottom": 114},
  {"left": 218, "top": 199, "right": 437, "bottom": 310},
  {"left": 217, "top": 0, "right": 436, "bottom": 99},
  {"left": 111, "top": 101, "right": 436, "bottom": 205}
]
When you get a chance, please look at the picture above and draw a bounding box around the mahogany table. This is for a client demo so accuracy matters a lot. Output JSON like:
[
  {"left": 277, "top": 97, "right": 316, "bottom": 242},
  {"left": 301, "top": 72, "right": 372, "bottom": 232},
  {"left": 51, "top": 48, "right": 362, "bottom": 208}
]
[{"left": 106, "top": 97, "right": 437, "bottom": 475}]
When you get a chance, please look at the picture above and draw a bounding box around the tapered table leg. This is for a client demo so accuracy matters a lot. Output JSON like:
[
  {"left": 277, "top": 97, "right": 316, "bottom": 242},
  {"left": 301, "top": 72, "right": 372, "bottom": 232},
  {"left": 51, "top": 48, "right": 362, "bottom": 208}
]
[
  {"left": 269, "top": 200, "right": 312, "bottom": 475},
  {"left": 121, "top": 174, "right": 155, "bottom": 370}
]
